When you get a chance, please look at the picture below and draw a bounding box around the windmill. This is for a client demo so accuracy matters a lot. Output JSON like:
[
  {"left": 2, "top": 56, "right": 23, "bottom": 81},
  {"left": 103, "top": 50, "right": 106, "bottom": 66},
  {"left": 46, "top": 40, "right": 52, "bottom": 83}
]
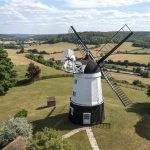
[{"left": 61, "top": 24, "right": 133, "bottom": 125}]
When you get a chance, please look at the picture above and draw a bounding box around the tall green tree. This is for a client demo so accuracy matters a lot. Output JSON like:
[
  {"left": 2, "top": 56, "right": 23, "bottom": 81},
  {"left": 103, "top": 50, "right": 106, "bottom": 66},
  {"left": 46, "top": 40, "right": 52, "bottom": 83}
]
[{"left": 0, "top": 48, "right": 17, "bottom": 95}]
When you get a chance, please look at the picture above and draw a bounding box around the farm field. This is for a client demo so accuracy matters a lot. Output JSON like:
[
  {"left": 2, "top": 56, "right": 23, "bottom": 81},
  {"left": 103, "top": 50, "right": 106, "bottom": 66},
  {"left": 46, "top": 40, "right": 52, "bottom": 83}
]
[
  {"left": 26, "top": 42, "right": 95, "bottom": 53},
  {"left": 110, "top": 72, "right": 150, "bottom": 85},
  {"left": 128, "top": 48, "right": 150, "bottom": 54},
  {"left": 24, "top": 42, "right": 150, "bottom": 64},
  {"left": 92, "top": 42, "right": 142, "bottom": 52},
  {"left": 26, "top": 42, "right": 77, "bottom": 53},
  {"left": 108, "top": 54, "right": 150, "bottom": 64}
]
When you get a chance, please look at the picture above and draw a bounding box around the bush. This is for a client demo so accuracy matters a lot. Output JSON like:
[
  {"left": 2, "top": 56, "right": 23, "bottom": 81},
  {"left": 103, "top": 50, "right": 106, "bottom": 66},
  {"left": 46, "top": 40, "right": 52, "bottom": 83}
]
[
  {"left": 133, "top": 80, "right": 142, "bottom": 86},
  {"left": 147, "top": 85, "right": 150, "bottom": 97},
  {"left": 14, "top": 109, "right": 28, "bottom": 118},
  {"left": 0, "top": 117, "right": 32, "bottom": 148},
  {"left": 28, "top": 127, "right": 75, "bottom": 150},
  {"left": 26, "top": 62, "right": 41, "bottom": 81}
]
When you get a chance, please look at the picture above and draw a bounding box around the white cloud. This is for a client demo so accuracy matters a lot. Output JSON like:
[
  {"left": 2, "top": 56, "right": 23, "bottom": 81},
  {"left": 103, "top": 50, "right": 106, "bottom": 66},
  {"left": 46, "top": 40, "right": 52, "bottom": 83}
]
[
  {"left": 62, "top": 0, "right": 150, "bottom": 8},
  {"left": 8, "top": 0, "right": 57, "bottom": 12},
  {"left": 0, "top": 0, "right": 150, "bottom": 33}
]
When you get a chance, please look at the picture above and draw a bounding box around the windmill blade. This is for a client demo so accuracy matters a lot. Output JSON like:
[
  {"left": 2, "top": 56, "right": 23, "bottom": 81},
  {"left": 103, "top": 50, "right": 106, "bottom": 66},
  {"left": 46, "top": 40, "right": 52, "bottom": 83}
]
[
  {"left": 101, "top": 69, "right": 132, "bottom": 107},
  {"left": 97, "top": 24, "right": 133, "bottom": 65},
  {"left": 69, "top": 26, "right": 95, "bottom": 61}
]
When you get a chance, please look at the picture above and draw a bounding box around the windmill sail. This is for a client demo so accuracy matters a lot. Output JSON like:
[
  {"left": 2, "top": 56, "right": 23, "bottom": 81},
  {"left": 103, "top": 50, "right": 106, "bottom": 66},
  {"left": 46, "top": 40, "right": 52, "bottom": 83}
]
[
  {"left": 101, "top": 69, "right": 132, "bottom": 107},
  {"left": 69, "top": 26, "right": 95, "bottom": 61},
  {"left": 96, "top": 24, "right": 133, "bottom": 64},
  {"left": 94, "top": 24, "right": 133, "bottom": 107}
]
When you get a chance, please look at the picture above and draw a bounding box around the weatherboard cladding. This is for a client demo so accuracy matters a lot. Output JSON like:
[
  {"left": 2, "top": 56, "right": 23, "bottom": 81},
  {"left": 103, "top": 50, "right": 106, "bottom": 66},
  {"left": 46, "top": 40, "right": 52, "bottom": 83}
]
[{"left": 71, "top": 72, "right": 103, "bottom": 106}]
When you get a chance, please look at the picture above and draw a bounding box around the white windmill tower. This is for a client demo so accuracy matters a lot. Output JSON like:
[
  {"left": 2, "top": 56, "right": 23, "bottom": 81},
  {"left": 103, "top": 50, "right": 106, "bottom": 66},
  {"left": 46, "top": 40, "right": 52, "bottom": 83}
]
[{"left": 62, "top": 25, "right": 133, "bottom": 125}]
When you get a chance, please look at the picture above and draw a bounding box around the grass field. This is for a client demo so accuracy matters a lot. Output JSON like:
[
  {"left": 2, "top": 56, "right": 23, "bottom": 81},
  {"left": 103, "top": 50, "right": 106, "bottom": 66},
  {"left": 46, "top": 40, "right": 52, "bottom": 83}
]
[
  {"left": 110, "top": 72, "right": 150, "bottom": 85},
  {"left": 6, "top": 49, "right": 65, "bottom": 80},
  {"left": 108, "top": 54, "right": 150, "bottom": 64},
  {"left": 24, "top": 42, "right": 150, "bottom": 64},
  {"left": 1, "top": 45, "right": 150, "bottom": 149},
  {"left": 25, "top": 42, "right": 95, "bottom": 60},
  {"left": 92, "top": 42, "right": 141, "bottom": 53},
  {"left": 0, "top": 76, "right": 149, "bottom": 149},
  {"left": 26, "top": 42, "right": 77, "bottom": 53},
  {"left": 128, "top": 48, "right": 150, "bottom": 54},
  {"left": 68, "top": 131, "right": 92, "bottom": 150}
]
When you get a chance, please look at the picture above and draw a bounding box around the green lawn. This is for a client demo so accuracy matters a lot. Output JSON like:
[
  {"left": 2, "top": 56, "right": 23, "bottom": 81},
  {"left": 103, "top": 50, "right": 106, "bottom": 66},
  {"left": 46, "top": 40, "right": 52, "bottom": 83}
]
[
  {"left": 14, "top": 65, "right": 64, "bottom": 81},
  {"left": 0, "top": 74, "right": 149, "bottom": 149},
  {"left": 68, "top": 131, "right": 92, "bottom": 150}
]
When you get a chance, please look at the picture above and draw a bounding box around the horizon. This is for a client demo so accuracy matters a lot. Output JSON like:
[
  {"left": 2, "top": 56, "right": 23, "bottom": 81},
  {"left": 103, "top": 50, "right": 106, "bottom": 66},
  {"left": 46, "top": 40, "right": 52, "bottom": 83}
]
[
  {"left": 1, "top": 30, "right": 150, "bottom": 35},
  {"left": 0, "top": 0, "right": 150, "bottom": 34}
]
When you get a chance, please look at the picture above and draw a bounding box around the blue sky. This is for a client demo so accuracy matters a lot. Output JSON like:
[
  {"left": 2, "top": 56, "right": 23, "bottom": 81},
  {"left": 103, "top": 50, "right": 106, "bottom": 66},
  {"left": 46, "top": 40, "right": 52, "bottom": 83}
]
[{"left": 0, "top": 0, "right": 150, "bottom": 34}]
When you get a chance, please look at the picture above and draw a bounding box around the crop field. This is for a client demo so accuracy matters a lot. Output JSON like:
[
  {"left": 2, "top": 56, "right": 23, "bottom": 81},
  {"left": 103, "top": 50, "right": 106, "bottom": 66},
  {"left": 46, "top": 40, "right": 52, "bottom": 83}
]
[
  {"left": 108, "top": 54, "right": 150, "bottom": 64},
  {"left": 1, "top": 44, "right": 150, "bottom": 150},
  {"left": 110, "top": 72, "right": 150, "bottom": 85},
  {"left": 26, "top": 42, "right": 95, "bottom": 53},
  {"left": 128, "top": 48, "right": 150, "bottom": 54},
  {"left": 24, "top": 42, "right": 150, "bottom": 64},
  {"left": 92, "top": 42, "right": 141, "bottom": 53},
  {"left": 26, "top": 42, "right": 77, "bottom": 53}
]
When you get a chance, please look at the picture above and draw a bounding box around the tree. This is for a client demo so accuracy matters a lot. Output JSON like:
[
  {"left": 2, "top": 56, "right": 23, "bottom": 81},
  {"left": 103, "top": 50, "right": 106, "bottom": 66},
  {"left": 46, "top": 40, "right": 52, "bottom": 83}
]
[
  {"left": 26, "top": 62, "right": 41, "bottom": 81},
  {"left": 0, "top": 117, "right": 32, "bottom": 148},
  {"left": 124, "top": 60, "right": 129, "bottom": 67},
  {"left": 20, "top": 44, "right": 25, "bottom": 53},
  {"left": 132, "top": 80, "right": 142, "bottom": 86},
  {"left": 0, "top": 48, "right": 17, "bottom": 95},
  {"left": 28, "top": 127, "right": 75, "bottom": 150},
  {"left": 147, "top": 85, "right": 150, "bottom": 97},
  {"left": 37, "top": 54, "right": 44, "bottom": 63}
]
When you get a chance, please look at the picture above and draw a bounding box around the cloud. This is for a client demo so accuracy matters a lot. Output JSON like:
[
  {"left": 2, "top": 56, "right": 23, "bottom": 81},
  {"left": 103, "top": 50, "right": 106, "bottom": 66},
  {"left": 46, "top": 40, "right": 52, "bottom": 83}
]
[
  {"left": 62, "top": 0, "right": 150, "bottom": 8},
  {"left": 0, "top": 0, "right": 150, "bottom": 33},
  {"left": 8, "top": 0, "right": 57, "bottom": 13}
]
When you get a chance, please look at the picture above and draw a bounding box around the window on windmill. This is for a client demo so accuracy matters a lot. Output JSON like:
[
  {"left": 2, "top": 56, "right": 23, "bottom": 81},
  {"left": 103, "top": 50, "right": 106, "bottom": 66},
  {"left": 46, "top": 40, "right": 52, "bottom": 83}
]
[
  {"left": 83, "top": 114, "right": 90, "bottom": 120},
  {"left": 73, "top": 91, "right": 76, "bottom": 96},
  {"left": 70, "top": 107, "right": 74, "bottom": 115},
  {"left": 74, "top": 79, "right": 77, "bottom": 84}
]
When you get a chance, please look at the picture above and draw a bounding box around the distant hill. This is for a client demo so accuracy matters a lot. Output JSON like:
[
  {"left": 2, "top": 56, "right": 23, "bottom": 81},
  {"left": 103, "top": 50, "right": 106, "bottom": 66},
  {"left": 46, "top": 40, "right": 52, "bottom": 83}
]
[{"left": 0, "top": 31, "right": 150, "bottom": 48}]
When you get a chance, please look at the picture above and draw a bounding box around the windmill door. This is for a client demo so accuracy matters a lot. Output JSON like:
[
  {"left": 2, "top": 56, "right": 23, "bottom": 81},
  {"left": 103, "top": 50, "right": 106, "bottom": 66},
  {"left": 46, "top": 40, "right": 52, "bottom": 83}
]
[{"left": 83, "top": 113, "right": 91, "bottom": 125}]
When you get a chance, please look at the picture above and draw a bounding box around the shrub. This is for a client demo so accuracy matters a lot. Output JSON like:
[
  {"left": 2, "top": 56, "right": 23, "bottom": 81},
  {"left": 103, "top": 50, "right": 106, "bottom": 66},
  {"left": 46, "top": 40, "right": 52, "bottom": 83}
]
[
  {"left": 26, "top": 62, "right": 41, "bottom": 82},
  {"left": 133, "top": 80, "right": 142, "bottom": 86},
  {"left": 14, "top": 109, "right": 28, "bottom": 118},
  {"left": 147, "top": 85, "right": 150, "bottom": 97},
  {"left": 28, "top": 127, "right": 75, "bottom": 150},
  {"left": 0, "top": 117, "right": 32, "bottom": 148}
]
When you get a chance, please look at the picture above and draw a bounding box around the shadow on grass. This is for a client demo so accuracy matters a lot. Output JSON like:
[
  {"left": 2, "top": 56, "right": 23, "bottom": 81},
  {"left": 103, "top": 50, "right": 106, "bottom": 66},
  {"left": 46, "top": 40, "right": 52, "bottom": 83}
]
[
  {"left": 15, "top": 79, "right": 32, "bottom": 87},
  {"left": 31, "top": 113, "right": 80, "bottom": 133},
  {"left": 127, "top": 102, "right": 150, "bottom": 140},
  {"left": 15, "top": 74, "right": 72, "bottom": 87}
]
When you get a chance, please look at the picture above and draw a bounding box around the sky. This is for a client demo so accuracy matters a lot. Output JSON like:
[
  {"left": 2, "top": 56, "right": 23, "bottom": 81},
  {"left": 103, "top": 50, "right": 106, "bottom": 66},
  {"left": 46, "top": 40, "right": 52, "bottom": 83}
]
[{"left": 0, "top": 0, "right": 150, "bottom": 34}]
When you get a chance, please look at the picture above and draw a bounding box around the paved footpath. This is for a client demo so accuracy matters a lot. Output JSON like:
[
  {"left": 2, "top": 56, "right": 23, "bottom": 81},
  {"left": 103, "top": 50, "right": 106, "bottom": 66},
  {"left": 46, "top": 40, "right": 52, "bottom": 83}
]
[
  {"left": 63, "top": 127, "right": 100, "bottom": 150},
  {"left": 86, "top": 127, "right": 100, "bottom": 150},
  {"left": 63, "top": 127, "right": 88, "bottom": 139}
]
